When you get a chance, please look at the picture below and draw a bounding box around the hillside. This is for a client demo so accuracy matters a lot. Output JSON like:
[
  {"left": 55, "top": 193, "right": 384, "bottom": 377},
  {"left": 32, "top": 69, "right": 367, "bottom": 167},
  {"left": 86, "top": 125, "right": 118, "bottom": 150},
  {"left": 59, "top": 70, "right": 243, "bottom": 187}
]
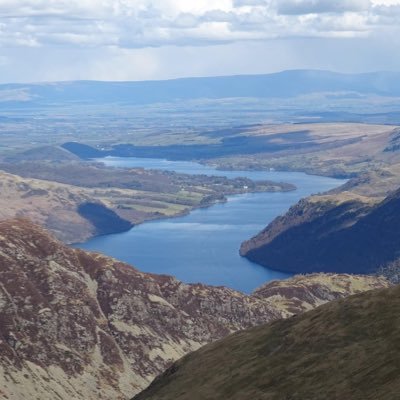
[
  {"left": 134, "top": 283, "right": 400, "bottom": 400},
  {"left": 241, "top": 188, "right": 400, "bottom": 274},
  {"left": 62, "top": 123, "right": 399, "bottom": 177},
  {"left": 212, "top": 123, "right": 400, "bottom": 181},
  {"left": 237, "top": 120, "right": 400, "bottom": 275},
  {"left": 0, "top": 219, "right": 388, "bottom": 400}
]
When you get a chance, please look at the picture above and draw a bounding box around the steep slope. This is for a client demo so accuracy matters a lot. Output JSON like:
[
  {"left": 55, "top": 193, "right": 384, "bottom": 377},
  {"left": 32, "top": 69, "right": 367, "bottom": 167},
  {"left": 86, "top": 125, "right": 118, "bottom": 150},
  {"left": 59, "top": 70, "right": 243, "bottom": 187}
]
[
  {"left": 241, "top": 188, "right": 400, "bottom": 274},
  {"left": 0, "top": 169, "right": 133, "bottom": 243},
  {"left": 134, "top": 283, "right": 400, "bottom": 400},
  {"left": 0, "top": 219, "right": 388, "bottom": 399}
]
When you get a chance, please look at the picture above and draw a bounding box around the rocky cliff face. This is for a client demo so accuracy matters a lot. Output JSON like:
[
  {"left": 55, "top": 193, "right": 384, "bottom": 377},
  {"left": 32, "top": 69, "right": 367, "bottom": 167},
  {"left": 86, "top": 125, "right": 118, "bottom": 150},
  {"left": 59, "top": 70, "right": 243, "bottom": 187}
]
[
  {"left": 0, "top": 219, "right": 389, "bottom": 399},
  {"left": 241, "top": 189, "right": 400, "bottom": 274}
]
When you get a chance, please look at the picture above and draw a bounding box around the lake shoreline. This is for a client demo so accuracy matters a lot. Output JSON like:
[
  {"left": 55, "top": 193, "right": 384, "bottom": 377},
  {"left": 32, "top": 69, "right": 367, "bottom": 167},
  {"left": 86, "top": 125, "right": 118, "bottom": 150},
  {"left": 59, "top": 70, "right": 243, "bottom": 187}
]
[
  {"left": 72, "top": 182, "right": 297, "bottom": 245},
  {"left": 76, "top": 157, "right": 346, "bottom": 293},
  {"left": 69, "top": 162, "right": 296, "bottom": 245}
]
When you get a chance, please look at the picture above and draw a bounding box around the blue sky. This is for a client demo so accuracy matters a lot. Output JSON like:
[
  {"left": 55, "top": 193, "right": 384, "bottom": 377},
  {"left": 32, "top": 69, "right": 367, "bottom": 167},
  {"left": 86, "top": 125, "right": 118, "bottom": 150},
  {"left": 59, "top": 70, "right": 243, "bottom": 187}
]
[{"left": 0, "top": 0, "right": 400, "bottom": 82}]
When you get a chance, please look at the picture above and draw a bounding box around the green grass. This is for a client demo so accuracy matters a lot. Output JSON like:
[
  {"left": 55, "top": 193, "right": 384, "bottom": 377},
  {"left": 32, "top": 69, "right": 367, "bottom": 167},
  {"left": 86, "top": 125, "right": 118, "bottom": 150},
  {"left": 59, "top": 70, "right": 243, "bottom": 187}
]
[{"left": 134, "top": 284, "right": 400, "bottom": 400}]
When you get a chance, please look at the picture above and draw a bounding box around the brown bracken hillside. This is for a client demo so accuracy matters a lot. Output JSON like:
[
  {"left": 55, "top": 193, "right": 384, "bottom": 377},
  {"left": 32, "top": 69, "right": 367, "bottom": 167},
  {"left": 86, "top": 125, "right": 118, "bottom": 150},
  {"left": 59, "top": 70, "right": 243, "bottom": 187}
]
[{"left": 0, "top": 218, "right": 388, "bottom": 399}]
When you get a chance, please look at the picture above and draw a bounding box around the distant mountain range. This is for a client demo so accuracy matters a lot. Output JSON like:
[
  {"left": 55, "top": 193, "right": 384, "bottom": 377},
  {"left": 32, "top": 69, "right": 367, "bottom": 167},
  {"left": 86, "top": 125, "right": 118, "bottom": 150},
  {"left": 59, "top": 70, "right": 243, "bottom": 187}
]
[{"left": 2, "top": 70, "right": 400, "bottom": 106}]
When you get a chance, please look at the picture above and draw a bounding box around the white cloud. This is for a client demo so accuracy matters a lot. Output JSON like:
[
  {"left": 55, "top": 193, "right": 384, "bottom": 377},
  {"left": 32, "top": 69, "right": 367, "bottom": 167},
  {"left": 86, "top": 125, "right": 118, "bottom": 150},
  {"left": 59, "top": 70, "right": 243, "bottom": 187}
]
[
  {"left": 0, "top": 0, "right": 399, "bottom": 82},
  {"left": 372, "top": 0, "right": 400, "bottom": 4},
  {"left": 1, "top": 0, "right": 400, "bottom": 50},
  {"left": 276, "top": 0, "right": 370, "bottom": 15}
]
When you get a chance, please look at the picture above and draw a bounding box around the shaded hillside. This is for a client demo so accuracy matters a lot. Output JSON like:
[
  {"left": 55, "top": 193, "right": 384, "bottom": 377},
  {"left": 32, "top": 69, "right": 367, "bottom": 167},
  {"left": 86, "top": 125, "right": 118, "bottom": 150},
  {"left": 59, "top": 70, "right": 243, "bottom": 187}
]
[
  {"left": 134, "top": 283, "right": 400, "bottom": 400},
  {"left": 62, "top": 131, "right": 324, "bottom": 160},
  {"left": 241, "top": 189, "right": 400, "bottom": 274},
  {"left": 0, "top": 219, "right": 388, "bottom": 400},
  {"left": 77, "top": 202, "right": 133, "bottom": 235}
]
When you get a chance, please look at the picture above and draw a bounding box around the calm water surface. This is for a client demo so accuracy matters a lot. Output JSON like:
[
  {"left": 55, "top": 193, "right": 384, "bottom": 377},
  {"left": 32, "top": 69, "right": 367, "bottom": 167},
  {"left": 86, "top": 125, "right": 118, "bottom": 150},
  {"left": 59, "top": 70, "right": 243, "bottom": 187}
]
[{"left": 77, "top": 157, "right": 345, "bottom": 293}]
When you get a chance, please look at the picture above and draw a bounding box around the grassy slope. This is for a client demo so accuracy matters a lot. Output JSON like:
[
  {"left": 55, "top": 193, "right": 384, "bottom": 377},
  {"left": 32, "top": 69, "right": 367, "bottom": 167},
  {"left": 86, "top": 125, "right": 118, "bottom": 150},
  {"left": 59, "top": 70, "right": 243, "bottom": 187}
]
[{"left": 134, "top": 284, "right": 400, "bottom": 400}]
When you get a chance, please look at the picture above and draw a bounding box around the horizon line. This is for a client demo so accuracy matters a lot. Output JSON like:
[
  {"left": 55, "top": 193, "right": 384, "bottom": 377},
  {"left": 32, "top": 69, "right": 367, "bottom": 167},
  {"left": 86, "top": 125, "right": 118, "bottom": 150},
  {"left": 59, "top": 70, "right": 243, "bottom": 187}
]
[{"left": 1, "top": 69, "right": 400, "bottom": 86}]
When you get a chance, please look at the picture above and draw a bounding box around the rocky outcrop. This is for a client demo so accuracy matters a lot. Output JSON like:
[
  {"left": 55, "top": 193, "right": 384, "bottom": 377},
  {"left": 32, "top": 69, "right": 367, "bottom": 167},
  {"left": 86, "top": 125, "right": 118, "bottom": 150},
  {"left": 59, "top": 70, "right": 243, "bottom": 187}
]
[
  {"left": 0, "top": 219, "right": 389, "bottom": 399},
  {"left": 253, "top": 273, "right": 388, "bottom": 315},
  {"left": 241, "top": 189, "right": 400, "bottom": 274},
  {"left": 376, "top": 258, "right": 400, "bottom": 284},
  {"left": 133, "top": 281, "right": 400, "bottom": 400}
]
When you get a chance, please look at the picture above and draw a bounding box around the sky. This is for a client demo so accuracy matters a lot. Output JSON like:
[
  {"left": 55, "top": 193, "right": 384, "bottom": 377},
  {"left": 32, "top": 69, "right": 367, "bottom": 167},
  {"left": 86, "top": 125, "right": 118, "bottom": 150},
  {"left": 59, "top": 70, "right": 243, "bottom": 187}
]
[{"left": 0, "top": 0, "right": 400, "bottom": 82}]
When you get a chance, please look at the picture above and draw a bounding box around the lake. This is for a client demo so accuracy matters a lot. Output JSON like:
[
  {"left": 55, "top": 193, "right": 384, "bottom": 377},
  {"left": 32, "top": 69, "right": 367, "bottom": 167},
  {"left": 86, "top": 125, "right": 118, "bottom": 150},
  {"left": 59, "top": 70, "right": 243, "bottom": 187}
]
[{"left": 76, "top": 157, "right": 345, "bottom": 293}]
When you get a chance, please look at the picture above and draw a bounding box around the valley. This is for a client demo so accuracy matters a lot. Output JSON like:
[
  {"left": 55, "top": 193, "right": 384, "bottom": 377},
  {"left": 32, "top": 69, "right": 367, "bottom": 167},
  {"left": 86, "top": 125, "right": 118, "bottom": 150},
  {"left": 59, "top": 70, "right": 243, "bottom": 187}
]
[
  {"left": 1, "top": 71, "right": 400, "bottom": 399},
  {"left": 3, "top": 0, "right": 400, "bottom": 394},
  {"left": 76, "top": 158, "right": 343, "bottom": 292},
  {"left": 55, "top": 116, "right": 400, "bottom": 280}
]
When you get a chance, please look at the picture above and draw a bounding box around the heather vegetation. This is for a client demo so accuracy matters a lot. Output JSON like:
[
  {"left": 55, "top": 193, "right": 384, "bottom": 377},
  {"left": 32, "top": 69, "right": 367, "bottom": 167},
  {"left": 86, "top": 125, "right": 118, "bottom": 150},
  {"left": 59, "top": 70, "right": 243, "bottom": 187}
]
[{"left": 134, "top": 284, "right": 400, "bottom": 400}]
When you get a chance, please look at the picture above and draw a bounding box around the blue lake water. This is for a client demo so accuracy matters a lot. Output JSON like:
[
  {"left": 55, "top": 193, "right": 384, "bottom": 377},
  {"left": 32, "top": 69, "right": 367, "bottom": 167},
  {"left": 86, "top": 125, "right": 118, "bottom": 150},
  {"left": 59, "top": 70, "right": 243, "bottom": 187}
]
[{"left": 76, "top": 157, "right": 345, "bottom": 293}]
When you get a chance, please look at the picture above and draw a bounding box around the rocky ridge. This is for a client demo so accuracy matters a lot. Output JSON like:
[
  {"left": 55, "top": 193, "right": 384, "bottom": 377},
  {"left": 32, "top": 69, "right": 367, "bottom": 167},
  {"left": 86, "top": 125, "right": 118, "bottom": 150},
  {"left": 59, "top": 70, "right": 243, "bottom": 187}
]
[{"left": 0, "top": 218, "right": 389, "bottom": 399}]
